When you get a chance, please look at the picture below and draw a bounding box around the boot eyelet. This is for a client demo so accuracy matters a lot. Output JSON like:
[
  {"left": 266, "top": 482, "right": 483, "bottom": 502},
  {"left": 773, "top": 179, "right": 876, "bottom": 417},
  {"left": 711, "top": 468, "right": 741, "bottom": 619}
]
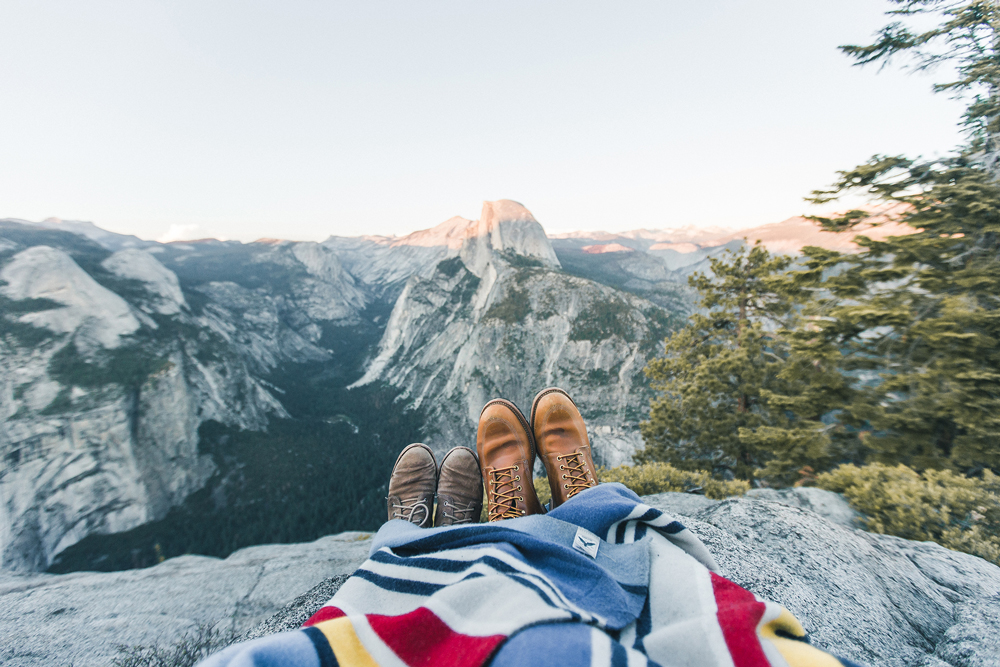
[
  {"left": 518, "top": 497, "right": 523, "bottom": 501},
  {"left": 514, "top": 465, "right": 519, "bottom": 470},
  {"left": 515, "top": 475, "right": 520, "bottom": 481},
  {"left": 563, "top": 484, "right": 568, "bottom": 489},
  {"left": 559, "top": 465, "right": 564, "bottom": 469}
]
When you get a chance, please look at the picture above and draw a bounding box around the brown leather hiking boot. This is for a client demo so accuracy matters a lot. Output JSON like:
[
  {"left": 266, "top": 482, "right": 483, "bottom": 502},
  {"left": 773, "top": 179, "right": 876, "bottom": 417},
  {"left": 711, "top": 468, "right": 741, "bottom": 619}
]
[
  {"left": 387, "top": 443, "right": 437, "bottom": 527},
  {"left": 530, "top": 387, "right": 599, "bottom": 508},
  {"left": 434, "top": 447, "right": 483, "bottom": 526},
  {"left": 476, "top": 399, "right": 543, "bottom": 521}
]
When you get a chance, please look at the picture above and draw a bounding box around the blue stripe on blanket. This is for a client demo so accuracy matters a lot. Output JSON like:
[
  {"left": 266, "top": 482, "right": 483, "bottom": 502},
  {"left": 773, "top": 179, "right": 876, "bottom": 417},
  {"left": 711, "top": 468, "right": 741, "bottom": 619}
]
[
  {"left": 303, "top": 627, "right": 338, "bottom": 667},
  {"left": 611, "top": 638, "right": 631, "bottom": 667},
  {"left": 360, "top": 554, "right": 583, "bottom": 619},
  {"left": 633, "top": 596, "right": 652, "bottom": 652},
  {"left": 489, "top": 623, "right": 593, "bottom": 667},
  {"left": 371, "top": 547, "right": 536, "bottom": 577},
  {"left": 351, "top": 568, "right": 445, "bottom": 596},
  {"left": 372, "top": 498, "right": 651, "bottom": 630},
  {"left": 655, "top": 521, "right": 686, "bottom": 535},
  {"left": 369, "top": 549, "right": 584, "bottom": 613},
  {"left": 636, "top": 508, "right": 661, "bottom": 523}
]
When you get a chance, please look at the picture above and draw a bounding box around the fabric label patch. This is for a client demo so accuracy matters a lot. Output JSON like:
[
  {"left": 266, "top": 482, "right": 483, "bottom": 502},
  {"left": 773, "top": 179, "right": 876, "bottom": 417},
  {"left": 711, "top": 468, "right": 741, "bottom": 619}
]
[{"left": 572, "top": 526, "right": 600, "bottom": 558}]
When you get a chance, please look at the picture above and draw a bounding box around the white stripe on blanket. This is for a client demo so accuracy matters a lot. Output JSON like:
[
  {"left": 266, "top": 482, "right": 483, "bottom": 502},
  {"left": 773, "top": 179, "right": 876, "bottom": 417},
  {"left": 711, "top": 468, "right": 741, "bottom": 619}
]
[
  {"left": 376, "top": 544, "right": 599, "bottom": 620},
  {"left": 355, "top": 545, "right": 602, "bottom": 625},
  {"left": 590, "top": 626, "right": 612, "bottom": 667},
  {"left": 632, "top": 531, "right": 735, "bottom": 667},
  {"left": 335, "top": 571, "right": 575, "bottom": 637}
]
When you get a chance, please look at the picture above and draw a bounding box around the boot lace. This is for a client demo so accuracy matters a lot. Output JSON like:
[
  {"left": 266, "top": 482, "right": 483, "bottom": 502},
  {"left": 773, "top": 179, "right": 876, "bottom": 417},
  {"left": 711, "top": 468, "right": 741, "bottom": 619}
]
[
  {"left": 439, "top": 499, "right": 479, "bottom": 524},
  {"left": 558, "top": 452, "right": 594, "bottom": 499},
  {"left": 390, "top": 497, "right": 431, "bottom": 527},
  {"left": 488, "top": 465, "right": 524, "bottom": 521}
]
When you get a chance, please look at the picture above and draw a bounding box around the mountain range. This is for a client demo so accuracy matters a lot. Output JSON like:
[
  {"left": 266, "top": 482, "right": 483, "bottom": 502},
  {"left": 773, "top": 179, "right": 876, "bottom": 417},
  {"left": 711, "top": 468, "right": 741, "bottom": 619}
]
[{"left": 0, "top": 200, "right": 908, "bottom": 572}]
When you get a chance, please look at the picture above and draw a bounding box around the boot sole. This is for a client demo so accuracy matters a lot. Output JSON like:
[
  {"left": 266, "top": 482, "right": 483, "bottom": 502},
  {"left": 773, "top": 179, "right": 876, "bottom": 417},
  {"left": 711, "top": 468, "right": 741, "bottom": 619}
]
[
  {"left": 529, "top": 386, "right": 578, "bottom": 431},
  {"left": 479, "top": 398, "right": 536, "bottom": 465}
]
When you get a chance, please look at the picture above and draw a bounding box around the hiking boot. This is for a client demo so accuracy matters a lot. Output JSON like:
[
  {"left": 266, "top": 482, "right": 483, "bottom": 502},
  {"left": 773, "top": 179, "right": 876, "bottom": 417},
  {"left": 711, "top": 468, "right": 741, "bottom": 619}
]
[
  {"left": 476, "top": 399, "right": 543, "bottom": 521},
  {"left": 434, "top": 447, "right": 484, "bottom": 526},
  {"left": 387, "top": 443, "right": 437, "bottom": 527},
  {"left": 530, "top": 387, "right": 599, "bottom": 509}
]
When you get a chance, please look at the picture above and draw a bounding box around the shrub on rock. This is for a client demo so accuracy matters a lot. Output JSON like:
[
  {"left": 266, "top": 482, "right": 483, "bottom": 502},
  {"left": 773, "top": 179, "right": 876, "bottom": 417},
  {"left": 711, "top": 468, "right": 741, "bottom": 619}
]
[{"left": 817, "top": 463, "right": 1000, "bottom": 565}]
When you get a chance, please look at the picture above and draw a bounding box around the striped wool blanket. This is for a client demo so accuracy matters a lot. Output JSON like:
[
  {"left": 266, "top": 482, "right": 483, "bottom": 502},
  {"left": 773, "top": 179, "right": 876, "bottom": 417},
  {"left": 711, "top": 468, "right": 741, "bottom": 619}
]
[{"left": 200, "top": 484, "right": 863, "bottom": 667}]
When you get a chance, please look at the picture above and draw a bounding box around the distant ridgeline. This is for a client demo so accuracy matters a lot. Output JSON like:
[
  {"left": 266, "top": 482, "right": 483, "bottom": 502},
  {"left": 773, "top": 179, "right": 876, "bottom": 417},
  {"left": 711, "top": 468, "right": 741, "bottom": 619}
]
[{"left": 3, "top": 201, "right": 743, "bottom": 573}]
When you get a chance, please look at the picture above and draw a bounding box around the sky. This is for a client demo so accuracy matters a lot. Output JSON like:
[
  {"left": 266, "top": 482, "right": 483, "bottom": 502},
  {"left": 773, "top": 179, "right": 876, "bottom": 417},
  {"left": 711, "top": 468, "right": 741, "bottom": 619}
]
[{"left": 0, "top": 1, "right": 967, "bottom": 243}]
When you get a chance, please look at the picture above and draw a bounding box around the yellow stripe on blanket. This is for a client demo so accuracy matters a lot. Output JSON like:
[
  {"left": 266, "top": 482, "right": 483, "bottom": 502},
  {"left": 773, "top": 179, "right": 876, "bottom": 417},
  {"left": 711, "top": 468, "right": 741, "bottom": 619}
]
[
  {"left": 314, "top": 617, "right": 381, "bottom": 667},
  {"left": 760, "top": 608, "right": 844, "bottom": 667}
]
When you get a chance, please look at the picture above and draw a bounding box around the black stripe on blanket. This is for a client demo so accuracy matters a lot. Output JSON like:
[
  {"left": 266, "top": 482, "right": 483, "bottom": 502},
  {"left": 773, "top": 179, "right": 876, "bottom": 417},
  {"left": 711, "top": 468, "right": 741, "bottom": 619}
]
[
  {"left": 374, "top": 549, "right": 567, "bottom": 582},
  {"left": 611, "top": 638, "right": 631, "bottom": 667},
  {"left": 352, "top": 569, "right": 445, "bottom": 596},
  {"left": 370, "top": 551, "right": 584, "bottom": 615},
  {"left": 303, "top": 626, "right": 339, "bottom": 667},
  {"left": 636, "top": 508, "right": 661, "bottom": 523},
  {"left": 620, "top": 582, "right": 648, "bottom": 596},
  {"left": 654, "top": 521, "right": 686, "bottom": 535},
  {"left": 633, "top": 596, "right": 652, "bottom": 652},
  {"left": 360, "top": 555, "right": 587, "bottom": 622}
]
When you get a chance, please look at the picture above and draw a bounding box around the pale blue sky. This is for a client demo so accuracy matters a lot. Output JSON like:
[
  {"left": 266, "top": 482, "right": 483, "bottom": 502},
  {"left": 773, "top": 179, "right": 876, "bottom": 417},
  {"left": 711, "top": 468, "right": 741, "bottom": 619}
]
[{"left": 0, "top": 1, "right": 965, "bottom": 242}]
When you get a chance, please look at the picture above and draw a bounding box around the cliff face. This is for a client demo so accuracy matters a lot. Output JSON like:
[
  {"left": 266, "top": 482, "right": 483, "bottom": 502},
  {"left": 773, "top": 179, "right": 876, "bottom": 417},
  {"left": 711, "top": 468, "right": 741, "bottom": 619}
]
[
  {"left": 352, "top": 233, "right": 669, "bottom": 467},
  {"left": 0, "top": 223, "right": 367, "bottom": 572}
]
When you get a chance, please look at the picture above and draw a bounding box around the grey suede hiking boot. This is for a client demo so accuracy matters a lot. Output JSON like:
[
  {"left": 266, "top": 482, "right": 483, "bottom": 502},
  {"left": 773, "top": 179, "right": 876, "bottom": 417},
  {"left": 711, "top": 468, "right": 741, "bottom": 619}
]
[
  {"left": 434, "top": 447, "right": 483, "bottom": 526},
  {"left": 387, "top": 443, "right": 437, "bottom": 527}
]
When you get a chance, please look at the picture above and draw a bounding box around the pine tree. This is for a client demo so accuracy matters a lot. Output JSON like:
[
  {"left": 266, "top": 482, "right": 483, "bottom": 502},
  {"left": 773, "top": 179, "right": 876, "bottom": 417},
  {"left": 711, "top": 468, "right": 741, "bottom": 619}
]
[
  {"left": 638, "top": 243, "right": 795, "bottom": 480},
  {"left": 837, "top": 1, "right": 1000, "bottom": 175},
  {"left": 641, "top": 0, "right": 1000, "bottom": 480},
  {"left": 800, "top": 0, "right": 1000, "bottom": 473},
  {"left": 744, "top": 266, "right": 861, "bottom": 485}
]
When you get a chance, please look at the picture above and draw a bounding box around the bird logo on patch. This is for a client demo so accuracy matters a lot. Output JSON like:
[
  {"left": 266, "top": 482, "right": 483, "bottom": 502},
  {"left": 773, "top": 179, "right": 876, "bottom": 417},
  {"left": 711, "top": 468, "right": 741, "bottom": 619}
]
[{"left": 572, "top": 527, "right": 600, "bottom": 558}]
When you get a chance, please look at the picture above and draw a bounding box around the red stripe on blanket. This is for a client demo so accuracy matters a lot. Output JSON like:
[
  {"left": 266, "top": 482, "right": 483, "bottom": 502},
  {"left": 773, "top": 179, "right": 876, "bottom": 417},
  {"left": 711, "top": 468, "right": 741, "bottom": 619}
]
[
  {"left": 303, "top": 606, "right": 347, "bottom": 627},
  {"left": 367, "top": 606, "right": 506, "bottom": 667},
  {"left": 710, "top": 573, "right": 769, "bottom": 667}
]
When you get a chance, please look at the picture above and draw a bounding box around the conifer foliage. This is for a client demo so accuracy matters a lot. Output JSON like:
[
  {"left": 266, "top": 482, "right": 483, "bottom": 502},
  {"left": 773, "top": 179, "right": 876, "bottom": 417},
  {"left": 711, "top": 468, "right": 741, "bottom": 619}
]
[
  {"left": 641, "top": 0, "right": 1000, "bottom": 482},
  {"left": 639, "top": 244, "right": 858, "bottom": 484},
  {"left": 802, "top": 0, "right": 1000, "bottom": 473},
  {"left": 638, "top": 244, "right": 797, "bottom": 480}
]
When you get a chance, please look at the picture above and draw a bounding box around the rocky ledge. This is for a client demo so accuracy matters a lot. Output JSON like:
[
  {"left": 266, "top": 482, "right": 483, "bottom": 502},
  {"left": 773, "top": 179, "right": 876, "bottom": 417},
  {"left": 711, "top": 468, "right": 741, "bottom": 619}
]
[{"left": 2, "top": 490, "right": 998, "bottom": 667}]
